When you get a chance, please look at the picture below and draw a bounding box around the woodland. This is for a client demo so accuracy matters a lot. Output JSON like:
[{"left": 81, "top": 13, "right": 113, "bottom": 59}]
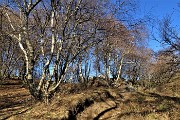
[{"left": 0, "top": 0, "right": 179, "bottom": 119}]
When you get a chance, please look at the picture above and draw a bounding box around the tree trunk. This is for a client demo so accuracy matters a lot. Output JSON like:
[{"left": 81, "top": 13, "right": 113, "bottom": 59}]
[
  {"left": 107, "top": 53, "right": 111, "bottom": 79},
  {"left": 115, "top": 56, "right": 124, "bottom": 84},
  {"left": 78, "top": 58, "right": 84, "bottom": 83}
]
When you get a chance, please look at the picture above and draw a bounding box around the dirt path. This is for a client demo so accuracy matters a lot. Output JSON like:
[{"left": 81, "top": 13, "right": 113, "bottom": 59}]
[
  {"left": 1, "top": 80, "right": 180, "bottom": 120},
  {"left": 0, "top": 79, "right": 32, "bottom": 120}
]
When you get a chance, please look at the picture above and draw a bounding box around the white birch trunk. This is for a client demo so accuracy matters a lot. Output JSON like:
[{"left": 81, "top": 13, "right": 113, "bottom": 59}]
[
  {"left": 38, "top": 9, "right": 56, "bottom": 91},
  {"left": 107, "top": 52, "right": 111, "bottom": 80},
  {"left": 79, "top": 59, "right": 84, "bottom": 83},
  {"left": 116, "top": 56, "right": 124, "bottom": 82}
]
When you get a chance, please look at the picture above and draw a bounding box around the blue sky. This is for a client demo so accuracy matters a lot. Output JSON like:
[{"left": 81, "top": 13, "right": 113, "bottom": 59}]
[{"left": 136, "top": 0, "right": 180, "bottom": 51}]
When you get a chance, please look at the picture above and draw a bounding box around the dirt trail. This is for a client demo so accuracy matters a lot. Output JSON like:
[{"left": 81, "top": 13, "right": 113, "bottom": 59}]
[
  {"left": 0, "top": 79, "right": 32, "bottom": 120},
  {"left": 77, "top": 99, "right": 117, "bottom": 119},
  {"left": 1, "top": 79, "right": 180, "bottom": 120},
  {"left": 76, "top": 90, "right": 135, "bottom": 120}
]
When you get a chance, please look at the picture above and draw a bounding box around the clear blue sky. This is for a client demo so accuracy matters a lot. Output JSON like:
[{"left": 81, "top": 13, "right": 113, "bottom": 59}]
[{"left": 136, "top": 0, "right": 180, "bottom": 51}]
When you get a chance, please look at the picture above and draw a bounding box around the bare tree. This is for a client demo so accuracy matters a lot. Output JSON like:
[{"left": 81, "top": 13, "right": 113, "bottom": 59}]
[
  {"left": 150, "top": 16, "right": 180, "bottom": 86},
  {"left": 1, "top": 0, "right": 151, "bottom": 103},
  {"left": 149, "top": 50, "right": 179, "bottom": 86},
  {"left": 2, "top": 0, "right": 105, "bottom": 103},
  {"left": 160, "top": 16, "right": 180, "bottom": 52},
  {"left": 0, "top": 5, "right": 24, "bottom": 80}
]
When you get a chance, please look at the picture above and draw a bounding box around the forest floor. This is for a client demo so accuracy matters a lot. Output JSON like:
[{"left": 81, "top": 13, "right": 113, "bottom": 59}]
[
  {"left": 0, "top": 79, "right": 33, "bottom": 120},
  {"left": 0, "top": 77, "right": 180, "bottom": 120}
]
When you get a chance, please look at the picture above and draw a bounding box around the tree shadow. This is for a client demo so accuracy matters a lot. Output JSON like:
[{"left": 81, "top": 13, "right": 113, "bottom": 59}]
[
  {"left": 148, "top": 92, "right": 180, "bottom": 104},
  {"left": 93, "top": 106, "right": 117, "bottom": 120},
  {"left": 106, "top": 91, "right": 179, "bottom": 119},
  {"left": 104, "top": 106, "right": 172, "bottom": 119},
  {"left": 136, "top": 92, "right": 180, "bottom": 104},
  {"left": 0, "top": 92, "right": 33, "bottom": 120},
  {"left": 0, "top": 94, "right": 31, "bottom": 110},
  {"left": 1, "top": 107, "right": 31, "bottom": 120}
]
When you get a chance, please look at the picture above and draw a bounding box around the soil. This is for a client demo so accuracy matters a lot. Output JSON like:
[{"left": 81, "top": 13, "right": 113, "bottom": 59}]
[
  {"left": 0, "top": 79, "right": 33, "bottom": 120},
  {"left": 0, "top": 78, "right": 180, "bottom": 120}
]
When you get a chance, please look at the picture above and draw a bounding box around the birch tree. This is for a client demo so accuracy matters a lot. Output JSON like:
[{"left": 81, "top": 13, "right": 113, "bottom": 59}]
[
  {"left": 2, "top": 0, "right": 104, "bottom": 103},
  {"left": 1, "top": 0, "right": 147, "bottom": 102}
]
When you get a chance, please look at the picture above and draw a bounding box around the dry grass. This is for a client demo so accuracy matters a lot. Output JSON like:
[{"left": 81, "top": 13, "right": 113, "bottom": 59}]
[
  {"left": 1, "top": 77, "right": 180, "bottom": 120},
  {"left": 9, "top": 87, "right": 119, "bottom": 119},
  {"left": 0, "top": 79, "right": 32, "bottom": 120}
]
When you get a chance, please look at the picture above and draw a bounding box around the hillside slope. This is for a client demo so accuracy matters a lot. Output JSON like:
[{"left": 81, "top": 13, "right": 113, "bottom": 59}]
[
  {"left": 1, "top": 77, "right": 180, "bottom": 120},
  {"left": 0, "top": 79, "right": 32, "bottom": 120}
]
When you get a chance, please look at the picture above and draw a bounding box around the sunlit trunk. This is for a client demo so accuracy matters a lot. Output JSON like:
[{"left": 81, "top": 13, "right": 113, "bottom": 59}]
[
  {"left": 116, "top": 56, "right": 124, "bottom": 83},
  {"left": 107, "top": 52, "right": 111, "bottom": 80},
  {"left": 78, "top": 58, "right": 84, "bottom": 83}
]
